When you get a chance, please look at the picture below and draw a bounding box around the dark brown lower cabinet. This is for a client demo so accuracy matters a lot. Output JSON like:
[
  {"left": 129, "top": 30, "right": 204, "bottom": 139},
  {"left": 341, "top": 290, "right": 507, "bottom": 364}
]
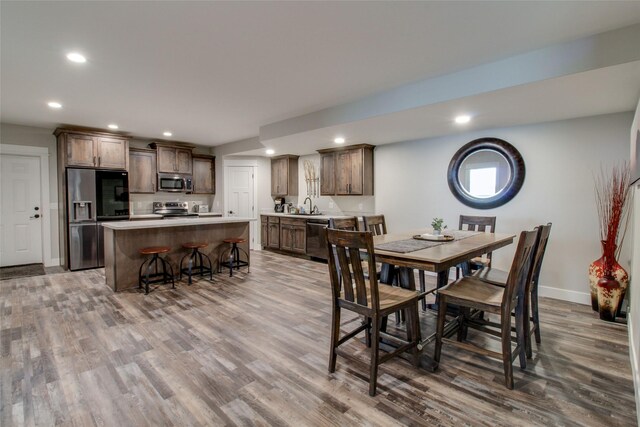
[
  {"left": 261, "top": 216, "right": 268, "bottom": 247},
  {"left": 280, "top": 218, "right": 306, "bottom": 254},
  {"left": 261, "top": 215, "right": 307, "bottom": 254},
  {"left": 267, "top": 217, "right": 280, "bottom": 249}
]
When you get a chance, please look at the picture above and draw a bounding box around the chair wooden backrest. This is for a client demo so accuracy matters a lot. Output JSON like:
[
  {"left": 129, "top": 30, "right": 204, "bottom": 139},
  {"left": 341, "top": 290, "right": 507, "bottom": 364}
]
[
  {"left": 527, "top": 223, "right": 552, "bottom": 294},
  {"left": 459, "top": 215, "right": 496, "bottom": 232},
  {"left": 363, "top": 215, "right": 387, "bottom": 236},
  {"left": 329, "top": 216, "right": 359, "bottom": 231},
  {"left": 326, "top": 228, "right": 379, "bottom": 314},
  {"left": 502, "top": 228, "right": 539, "bottom": 313},
  {"left": 460, "top": 215, "right": 497, "bottom": 261}
]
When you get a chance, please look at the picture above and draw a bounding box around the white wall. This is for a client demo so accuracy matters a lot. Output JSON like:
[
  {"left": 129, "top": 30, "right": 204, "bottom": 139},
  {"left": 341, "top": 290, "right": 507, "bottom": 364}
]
[
  {"left": 628, "top": 98, "right": 640, "bottom": 423},
  {"left": 0, "top": 123, "right": 60, "bottom": 262},
  {"left": 375, "top": 112, "right": 633, "bottom": 303}
]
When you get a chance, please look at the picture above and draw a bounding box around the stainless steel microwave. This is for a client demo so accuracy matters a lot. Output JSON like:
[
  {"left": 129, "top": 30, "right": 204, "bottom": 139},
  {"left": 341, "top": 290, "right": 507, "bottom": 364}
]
[{"left": 158, "top": 173, "right": 192, "bottom": 192}]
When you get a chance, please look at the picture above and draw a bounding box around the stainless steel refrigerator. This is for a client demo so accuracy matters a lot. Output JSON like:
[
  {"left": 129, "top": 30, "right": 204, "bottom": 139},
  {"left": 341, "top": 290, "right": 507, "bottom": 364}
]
[{"left": 66, "top": 168, "right": 129, "bottom": 270}]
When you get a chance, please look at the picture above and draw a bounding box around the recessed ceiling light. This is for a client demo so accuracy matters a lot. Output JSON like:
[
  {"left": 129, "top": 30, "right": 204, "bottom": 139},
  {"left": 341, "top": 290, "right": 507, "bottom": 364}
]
[
  {"left": 108, "top": 124, "right": 119, "bottom": 130},
  {"left": 66, "top": 52, "right": 86, "bottom": 63},
  {"left": 265, "top": 149, "right": 275, "bottom": 155},
  {"left": 454, "top": 115, "right": 471, "bottom": 124},
  {"left": 334, "top": 137, "right": 345, "bottom": 144},
  {"left": 47, "top": 101, "right": 62, "bottom": 109},
  {"left": 163, "top": 131, "right": 172, "bottom": 137}
]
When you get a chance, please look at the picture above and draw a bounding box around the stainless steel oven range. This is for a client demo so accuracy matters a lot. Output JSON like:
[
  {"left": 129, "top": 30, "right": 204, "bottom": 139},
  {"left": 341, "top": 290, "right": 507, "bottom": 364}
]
[{"left": 153, "top": 201, "right": 199, "bottom": 218}]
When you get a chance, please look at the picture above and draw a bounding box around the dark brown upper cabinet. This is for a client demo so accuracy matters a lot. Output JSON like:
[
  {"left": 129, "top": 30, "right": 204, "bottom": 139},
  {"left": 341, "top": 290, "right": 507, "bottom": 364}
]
[
  {"left": 320, "top": 152, "right": 335, "bottom": 195},
  {"left": 192, "top": 155, "right": 215, "bottom": 194},
  {"left": 129, "top": 148, "right": 157, "bottom": 193},
  {"left": 317, "top": 144, "right": 374, "bottom": 196},
  {"left": 150, "top": 142, "right": 193, "bottom": 174},
  {"left": 271, "top": 155, "right": 299, "bottom": 197},
  {"left": 55, "top": 128, "right": 129, "bottom": 170}
]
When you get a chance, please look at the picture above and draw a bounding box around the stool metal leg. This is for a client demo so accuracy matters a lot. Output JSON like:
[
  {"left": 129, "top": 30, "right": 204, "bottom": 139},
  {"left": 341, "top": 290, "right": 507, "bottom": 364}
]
[
  {"left": 236, "top": 246, "right": 250, "bottom": 273},
  {"left": 187, "top": 250, "right": 195, "bottom": 285},
  {"left": 139, "top": 257, "right": 150, "bottom": 290},
  {"left": 140, "top": 253, "right": 175, "bottom": 294},
  {"left": 181, "top": 248, "right": 213, "bottom": 284},
  {"left": 203, "top": 252, "right": 213, "bottom": 280},
  {"left": 228, "top": 246, "right": 235, "bottom": 277},
  {"left": 160, "top": 256, "right": 175, "bottom": 289},
  {"left": 144, "top": 254, "right": 159, "bottom": 295},
  {"left": 234, "top": 244, "right": 241, "bottom": 272},
  {"left": 179, "top": 249, "right": 197, "bottom": 285},
  {"left": 218, "top": 242, "right": 248, "bottom": 277}
]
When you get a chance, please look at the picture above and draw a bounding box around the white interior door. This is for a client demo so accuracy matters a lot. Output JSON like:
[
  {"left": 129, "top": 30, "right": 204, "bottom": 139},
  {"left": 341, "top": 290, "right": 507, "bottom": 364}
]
[
  {"left": 0, "top": 154, "right": 43, "bottom": 267},
  {"left": 225, "top": 166, "right": 255, "bottom": 248}
]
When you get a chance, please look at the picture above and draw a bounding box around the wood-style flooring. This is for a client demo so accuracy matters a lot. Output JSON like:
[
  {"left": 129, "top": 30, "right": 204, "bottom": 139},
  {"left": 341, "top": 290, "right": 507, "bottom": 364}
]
[{"left": 1, "top": 250, "right": 636, "bottom": 426}]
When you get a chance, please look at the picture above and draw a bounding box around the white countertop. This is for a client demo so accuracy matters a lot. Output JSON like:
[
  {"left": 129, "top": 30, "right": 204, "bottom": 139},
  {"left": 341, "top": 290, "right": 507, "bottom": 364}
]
[
  {"left": 130, "top": 212, "right": 223, "bottom": 219},
  {"left": 103, "top": 216, "right": 255, "bottom": 230},
  {"left": 260, "top": 212, "right": 358, "bottom": 221}
]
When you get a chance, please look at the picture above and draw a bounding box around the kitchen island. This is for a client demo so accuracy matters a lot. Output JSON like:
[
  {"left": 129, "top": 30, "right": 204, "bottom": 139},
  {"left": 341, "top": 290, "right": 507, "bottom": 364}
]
[{"left": 103, "top": 217, "right": 254, "bottom": 291}]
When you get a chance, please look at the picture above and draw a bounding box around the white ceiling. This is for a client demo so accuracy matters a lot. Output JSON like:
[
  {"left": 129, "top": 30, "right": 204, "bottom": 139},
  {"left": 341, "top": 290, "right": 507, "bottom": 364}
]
[{"left": 2, "top": 2, "right": 640, "bottom": 150}]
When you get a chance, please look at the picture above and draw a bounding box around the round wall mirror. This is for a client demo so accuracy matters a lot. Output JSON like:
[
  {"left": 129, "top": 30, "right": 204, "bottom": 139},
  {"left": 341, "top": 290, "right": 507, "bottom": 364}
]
[{"left": 448, "top": 138, "right": 525, "bottom": 209}]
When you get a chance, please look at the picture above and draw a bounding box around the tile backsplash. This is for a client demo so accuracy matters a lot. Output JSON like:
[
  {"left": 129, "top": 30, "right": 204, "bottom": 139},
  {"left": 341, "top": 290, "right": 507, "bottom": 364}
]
[
  {"left": 130, "top": 193, "right": 217, "bottom": 214},
  {"left": 264, "top": 194, "right": 375, "bottom": 217}
]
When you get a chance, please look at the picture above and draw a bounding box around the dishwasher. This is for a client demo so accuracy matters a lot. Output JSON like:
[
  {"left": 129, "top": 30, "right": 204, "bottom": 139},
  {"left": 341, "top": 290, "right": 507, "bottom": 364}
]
[{"left": 306, "top": 219, "right": 329, "bottom": 260}]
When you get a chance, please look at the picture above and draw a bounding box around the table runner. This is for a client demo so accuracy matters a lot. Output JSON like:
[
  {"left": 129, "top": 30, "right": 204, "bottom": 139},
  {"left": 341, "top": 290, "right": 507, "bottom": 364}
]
[{"left": 375, "top": 230, "right": 481, "bottom": 253}]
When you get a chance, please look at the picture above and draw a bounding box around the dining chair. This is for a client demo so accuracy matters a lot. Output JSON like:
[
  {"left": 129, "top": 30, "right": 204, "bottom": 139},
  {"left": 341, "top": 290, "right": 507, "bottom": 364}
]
[
  {"left": 363, "top": 215, "right": 404, "bottom": 323},
  {"left": 331, "top": 216, "right": 382, "bottom": 279},
  {"left": 325, "top": 228, "right": 421, "bottom": 396},
  {"left": 457, "top": 215, "right": 497, "bottom": 277},
  {"left": 362, "top": 215, "right": 392, "bottom": 279},
  {"left": 474, "top": 223, "right": 552, "bottom": 358},
  {"left": 433, "top": 227, "right": 539, "bottom": 389},
  {"left": 362, "top": 215, "right": 387, "bottom": 236},
  {"left": 329, "top": 216, "right": 359, "bottom": 231}
]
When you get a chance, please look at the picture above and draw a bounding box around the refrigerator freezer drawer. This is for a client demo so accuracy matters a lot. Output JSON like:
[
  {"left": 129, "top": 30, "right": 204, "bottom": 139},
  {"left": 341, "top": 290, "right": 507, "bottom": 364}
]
[{"left": 69, "top": 223, "right": 98, "bottom": 270}]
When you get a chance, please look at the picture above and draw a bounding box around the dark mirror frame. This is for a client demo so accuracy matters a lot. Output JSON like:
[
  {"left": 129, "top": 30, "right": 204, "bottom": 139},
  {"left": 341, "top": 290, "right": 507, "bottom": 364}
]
[{"left": 447, "top": 137, "right": 525, "bottom": 209}]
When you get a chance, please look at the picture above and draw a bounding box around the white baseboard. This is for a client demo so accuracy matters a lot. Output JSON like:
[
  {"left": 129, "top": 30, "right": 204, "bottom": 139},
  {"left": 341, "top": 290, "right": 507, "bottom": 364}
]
[
  {"left": 45, "top": 257, "right": 60, "bottom": 267},
  {"left": 629, "top": 311, "right": 640, "bottom": 425},
  {"left": 539, "top": 285, "right": 591, "bottom": 305}
]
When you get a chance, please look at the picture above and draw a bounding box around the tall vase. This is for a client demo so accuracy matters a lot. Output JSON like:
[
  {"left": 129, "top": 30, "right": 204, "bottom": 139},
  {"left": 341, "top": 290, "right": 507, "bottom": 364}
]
[
  {"left": 588, "top": 241, "right": 629, "bottom": 315},
  {"left": 597, "top": 276, "right": 623, "bottom": 322}
]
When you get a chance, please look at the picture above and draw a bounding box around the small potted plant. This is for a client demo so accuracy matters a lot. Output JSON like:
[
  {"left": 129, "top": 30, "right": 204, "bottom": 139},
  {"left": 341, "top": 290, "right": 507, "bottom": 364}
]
[{"left": 431, "top": 218, "right": 447, "bottom": 235}]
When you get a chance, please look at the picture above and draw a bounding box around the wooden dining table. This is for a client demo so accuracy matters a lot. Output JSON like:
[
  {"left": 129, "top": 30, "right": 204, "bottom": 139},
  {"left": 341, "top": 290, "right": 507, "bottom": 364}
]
[
  {"left": 374, "top": 229, "right": 515, "bottom": 289},
  {"left": 372, "top": 229, "right": 516, "bottom": 356}
]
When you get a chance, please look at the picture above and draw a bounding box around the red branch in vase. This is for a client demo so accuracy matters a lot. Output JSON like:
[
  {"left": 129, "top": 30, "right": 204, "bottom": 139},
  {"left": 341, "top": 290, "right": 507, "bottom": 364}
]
[{"left": 594, "top": 164, "right": 632, "bottom": 277}]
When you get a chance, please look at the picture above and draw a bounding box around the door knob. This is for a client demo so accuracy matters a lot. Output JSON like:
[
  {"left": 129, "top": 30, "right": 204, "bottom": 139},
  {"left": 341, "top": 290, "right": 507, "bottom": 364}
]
[
  {"left": 34, "top": 207, "right": 40, "bottom": 211},
  {"left": 229, "top": 210, "right": 234, "bottom": 214},
  {"left": 30, "top": 214, "right": 40, "bottom": 219}
]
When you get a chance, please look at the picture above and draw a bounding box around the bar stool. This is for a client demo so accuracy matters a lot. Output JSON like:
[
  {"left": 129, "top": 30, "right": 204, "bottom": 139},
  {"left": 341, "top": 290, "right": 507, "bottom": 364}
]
[
  {"left": 138, "top": 246, "right": 175, "bottom": 295},
  {"left": 218, "top": 238, "right": 249, "bottom": 277},
  {"left": 179, "top": 241, "right": 213, "bottom": 285}
]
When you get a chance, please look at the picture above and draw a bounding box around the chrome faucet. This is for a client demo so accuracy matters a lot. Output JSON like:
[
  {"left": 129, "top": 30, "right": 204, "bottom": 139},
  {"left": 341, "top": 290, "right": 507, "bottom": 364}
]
[{"left": 303, "top": 196, "right": 314, "bottom": 214}]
